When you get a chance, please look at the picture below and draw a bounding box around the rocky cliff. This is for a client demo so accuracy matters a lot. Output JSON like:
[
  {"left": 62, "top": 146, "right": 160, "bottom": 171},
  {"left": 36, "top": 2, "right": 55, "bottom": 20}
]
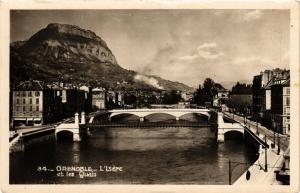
[{"left": 10, "top": 23, "right": 193, "bottom": 92}]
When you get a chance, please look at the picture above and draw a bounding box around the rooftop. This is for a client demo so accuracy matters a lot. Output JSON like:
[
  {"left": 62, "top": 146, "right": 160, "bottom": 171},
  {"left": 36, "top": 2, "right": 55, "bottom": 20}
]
[{"left": 15, "top": 80, "right": 47, "bottom": 91}]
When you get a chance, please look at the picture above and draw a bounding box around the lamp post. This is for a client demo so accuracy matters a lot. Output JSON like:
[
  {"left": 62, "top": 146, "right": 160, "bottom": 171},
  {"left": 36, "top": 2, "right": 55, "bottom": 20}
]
[
  {"left": 229, "top": 160, "right": 232, "bottom": 185},
  {"left": 264, "top": 135, "right": 268, "bottom": 172},
  {"left": 256, "top": 116, "right": 259, "bottom": 135},
  {"left": 277, "top": 115, "right": 281, "bottom": 155}
]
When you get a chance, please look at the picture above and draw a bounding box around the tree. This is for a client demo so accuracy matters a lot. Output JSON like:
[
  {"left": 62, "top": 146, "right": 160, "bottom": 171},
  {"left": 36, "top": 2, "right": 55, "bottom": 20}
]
[
  {"left": 226, "top": 95, "right": 252, "bottom": 114},
  {"left": 162, "top": 90, "right": 181, "bottom": 104},
  {"left": 231, "top": 82, "right": 252, "bottom": 95},
  {"left": 193, "top": 78, "right": 219, "bottom": 106}
]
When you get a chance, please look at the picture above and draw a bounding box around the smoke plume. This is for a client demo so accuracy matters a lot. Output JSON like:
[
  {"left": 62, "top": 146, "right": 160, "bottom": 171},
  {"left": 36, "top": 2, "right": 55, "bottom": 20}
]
[{"left": 134, "top": 74, "right": 164, "bottom": 90}]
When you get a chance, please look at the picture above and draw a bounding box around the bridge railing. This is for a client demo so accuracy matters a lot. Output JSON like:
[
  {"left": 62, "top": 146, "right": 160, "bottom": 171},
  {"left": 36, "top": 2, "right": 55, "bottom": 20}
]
[{"left": 85, "top": 122, "right": 216, "bottom": 128}]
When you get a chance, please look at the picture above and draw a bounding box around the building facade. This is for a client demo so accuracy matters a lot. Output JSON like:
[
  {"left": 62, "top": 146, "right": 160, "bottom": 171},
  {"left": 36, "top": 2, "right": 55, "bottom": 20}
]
[
  {"left": 271, "top": 78, "right": 290, "bottom": 135},
  {"left": 252, "top": 68, "right": 290, "bottom": 126},
  {"left": 92, "top": 87, "right": 106, "bottom": 110},
  {"left": 12, "top": 80, "right": 62, "bottom": 126}
]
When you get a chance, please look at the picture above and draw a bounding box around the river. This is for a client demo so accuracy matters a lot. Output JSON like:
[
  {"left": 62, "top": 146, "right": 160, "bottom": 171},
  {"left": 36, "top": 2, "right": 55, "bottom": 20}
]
[{"left": 10, "top": 113, "right": 259, "bottom": 184}]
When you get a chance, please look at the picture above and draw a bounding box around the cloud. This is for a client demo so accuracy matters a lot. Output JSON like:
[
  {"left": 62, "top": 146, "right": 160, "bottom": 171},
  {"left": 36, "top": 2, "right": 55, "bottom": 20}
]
[
  {"left": 179, "top": 42, "right": 224, "bottom": 61},
  {"left": 197, "top": 42, "right": 217, "bottom": 49},
  {"left": 243, "top": 10, "right": 263, "bottom": 21},
  {"left": 231, "top": 56, "right": 275, "bottom": 67}
]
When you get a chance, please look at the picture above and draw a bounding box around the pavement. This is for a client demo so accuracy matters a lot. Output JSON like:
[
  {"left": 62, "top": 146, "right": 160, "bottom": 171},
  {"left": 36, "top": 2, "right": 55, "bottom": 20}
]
[{"left": 223, "top": 112, "right": 290, "bottom": 185}]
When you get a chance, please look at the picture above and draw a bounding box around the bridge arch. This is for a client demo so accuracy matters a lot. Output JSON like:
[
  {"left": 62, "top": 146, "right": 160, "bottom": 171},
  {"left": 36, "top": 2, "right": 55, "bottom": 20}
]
[
  {"left": 109, "top": 110, "right": 211, "bottom": 122},
  {"left": 178, "top": 112, "right": 210, "bottom": 120},
  {"left": 224, "top": 130, "right": 244, "bottom": 141},
  {"left": 144, "top": 113, "right": 177, "bottom": 122},
  {"left": 223, "top": 129, "right": 244, "bottom": 135},
  {"left": 110, "top": 113, "right": 140, "bottom": 122},
  {"left": 56, "top": 130, "right": 74, "bottom": 142}
]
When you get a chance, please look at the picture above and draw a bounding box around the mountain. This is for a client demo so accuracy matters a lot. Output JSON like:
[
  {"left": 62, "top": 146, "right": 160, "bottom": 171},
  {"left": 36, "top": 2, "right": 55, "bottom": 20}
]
[
  {"left": 220, "top": 80, "right": 252, "bottom": 90},
  {"left": 10, "top": 23, "right": 193, "bottom": 92}
]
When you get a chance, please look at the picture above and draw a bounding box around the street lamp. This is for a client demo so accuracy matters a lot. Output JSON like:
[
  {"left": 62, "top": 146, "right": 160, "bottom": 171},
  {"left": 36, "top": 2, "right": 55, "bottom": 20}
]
[
  {"left": 273, "top": 118, "right": 276, "bottom": 148},
  {"left": 256, "top": 116, "right": 259, "bottom": 135},
  {"left": 264, "top": 135, "right": 268, "bottom": 172},
  {"left": 277, "top": 115, "right": 281, "bottom": 155},
  {"left": 273, "top": 114, "right": 281, "bottom": 155}
]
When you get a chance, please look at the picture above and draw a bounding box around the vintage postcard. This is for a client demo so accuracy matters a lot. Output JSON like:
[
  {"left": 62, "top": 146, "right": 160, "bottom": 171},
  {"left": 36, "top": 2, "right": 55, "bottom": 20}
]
[{"left": 0, "top": 0, "right": 299, "bottom": 193}]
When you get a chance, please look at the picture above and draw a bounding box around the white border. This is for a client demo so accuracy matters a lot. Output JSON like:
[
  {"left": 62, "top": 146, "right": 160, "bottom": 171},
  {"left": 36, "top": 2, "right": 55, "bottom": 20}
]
[{"left": 0, "top": 1, "right": 299, "bottom": 193}]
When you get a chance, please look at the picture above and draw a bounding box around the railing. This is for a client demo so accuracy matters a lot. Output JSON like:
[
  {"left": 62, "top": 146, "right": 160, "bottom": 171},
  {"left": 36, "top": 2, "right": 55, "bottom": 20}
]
[
  {"left": 86, "top": 122, "right": 216, "bottom": 128},
  {"left": 22, "top": 127, "right": 55, "bottom": 137}
]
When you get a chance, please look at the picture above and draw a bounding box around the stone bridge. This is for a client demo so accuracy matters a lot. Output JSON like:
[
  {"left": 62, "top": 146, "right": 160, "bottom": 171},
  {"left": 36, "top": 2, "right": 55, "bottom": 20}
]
[
  {"left": 108, "top": 108, "right": 211, "bottom": 122},
  {"left": 55, "top": 112, "right": 86, "bottom": 142},
  {"left": 54, "top": 110, "right": 245, "bottom": 143},
  {"left": 217, "top": 112, "right": 244, "bottom": 142}
]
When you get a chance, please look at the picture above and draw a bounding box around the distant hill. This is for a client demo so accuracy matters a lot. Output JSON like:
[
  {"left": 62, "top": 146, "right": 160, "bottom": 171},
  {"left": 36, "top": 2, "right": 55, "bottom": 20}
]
[
  {"left": 10, "top": 23, "right": 193, "bottom": 92},
  {"left": 219, "top": 80, "right": 252, "bottom": 90}
]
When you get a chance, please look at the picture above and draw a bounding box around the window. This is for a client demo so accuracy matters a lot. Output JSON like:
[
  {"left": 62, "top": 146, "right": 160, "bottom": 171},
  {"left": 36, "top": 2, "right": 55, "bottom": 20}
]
[
  {"left": 16, "top": 99, "right": 19, "bottom": 104},
  {"left": 23, "top": 99, "right": 26, "bottom": 104},
  {"left": 286, "top": 108, "right": 290, "bottom": 115},
  {"left": 35, "top": 91, "right": 40, "bottom": 96},
  {"left": 23, "top": 106, "right": 26, "bottom": 111},
  {"left": 29, "top": 106, "right": 32, "bottom": 111},
  {"left": 16, "top": 106, "right": 20, "bottom": 111},
  {"left": 29, "top": 98, "right": 32, "bottom": 104},
  {"left": 28, "top": 92, "right": 32, "bottom": 97},
  {"left": 286, "top": 87, "right": 290, "bottom": 95},
  {"left": 36, "top": 98, "right": 39, "bottom": 104},
  {"left": 22, "top": 91, "right": 26, "bottom": 97},
  {"left": 36, "top": 106, "right": 39, "bottom": 111},
  {"left": 286, "top": 96, "right": 290, "bottom": 106}
]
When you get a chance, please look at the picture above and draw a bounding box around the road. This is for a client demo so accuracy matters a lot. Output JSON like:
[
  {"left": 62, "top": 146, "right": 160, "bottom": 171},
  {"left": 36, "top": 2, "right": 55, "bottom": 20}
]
[{"left": 223, "top": 112, "right": 290, "bottom": 151}]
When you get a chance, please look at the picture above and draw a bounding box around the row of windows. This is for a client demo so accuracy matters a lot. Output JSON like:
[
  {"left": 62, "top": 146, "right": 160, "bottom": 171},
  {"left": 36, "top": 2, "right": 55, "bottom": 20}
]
[
  {"left": 16, "top": 98, "right": 39, "bottom": 105},
  {"left": 284, "top": 87, "right": 290, "bottom": 95},
  {"left": 16, "top": 106, "right": 40, "bottom": 111},
  {"left": 283, "top": 96, "right": 290, "bottom": 106},
  {"left": 283, "top": 107, "right": 290, "bottom": 115},
  {"left": 15, "top": 91, "right": 40, "bottom": 97}
]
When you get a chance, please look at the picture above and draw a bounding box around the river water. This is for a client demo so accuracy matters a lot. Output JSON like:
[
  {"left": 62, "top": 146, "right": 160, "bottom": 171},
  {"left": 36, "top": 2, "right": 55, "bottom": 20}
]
[{"left": 10, "top": 114, "right": 259, "bottom": 184}]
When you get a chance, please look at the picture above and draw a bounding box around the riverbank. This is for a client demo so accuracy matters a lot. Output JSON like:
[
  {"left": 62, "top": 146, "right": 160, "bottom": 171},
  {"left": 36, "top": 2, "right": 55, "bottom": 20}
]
[{"left": 223, "top": 112, "right": 289, "bottom": 185}]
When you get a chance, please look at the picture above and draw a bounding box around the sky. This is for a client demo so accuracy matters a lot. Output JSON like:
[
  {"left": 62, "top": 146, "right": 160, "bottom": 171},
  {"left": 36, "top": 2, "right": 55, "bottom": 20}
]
[{"left": 10, "top": 9, "right": 290, "bottom": 88}]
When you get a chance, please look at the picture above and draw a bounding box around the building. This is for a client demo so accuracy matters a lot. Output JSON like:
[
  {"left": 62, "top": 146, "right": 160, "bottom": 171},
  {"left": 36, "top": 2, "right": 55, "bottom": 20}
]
[
  {"left": 271, "top": 78, "right": 290, "bottom": 135},
  {"left": 252, "top": 68, "right": 289, "bottom": 123},
  {"left": 217, "top": 88, "right": 229, "bottom": 99},
  {"left": 61, "top": 88, "right": 86, "bottom": 118},
  {"left": 12, "top": 80, "right": 62, "bottom": 126},
  {"left": 181, "top": 92, "right": 194, "bottom": 102},
  {"left": 49, "top": 82, "right": 88, "bottom": 119},
  {"left": 79, "top": 85, "right": 93, "bottom": 113},
  {"left": 252, "top": 74, "right": 264, "bottom": 119},
  {"left": 92, "top": 87, "right": 106, "bottom": 110},
  {"left": 116, "top": 91, "right": 125, "bottom": 107}
]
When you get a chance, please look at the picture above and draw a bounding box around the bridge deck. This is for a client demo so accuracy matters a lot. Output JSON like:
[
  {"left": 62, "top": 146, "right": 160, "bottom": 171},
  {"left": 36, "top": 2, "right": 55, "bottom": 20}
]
[
  {"left": 85, "top": 122, "right": 216, "bottom": 128},
  {"left": 109, "top": 108, "right": 210, "bottom": 112}
]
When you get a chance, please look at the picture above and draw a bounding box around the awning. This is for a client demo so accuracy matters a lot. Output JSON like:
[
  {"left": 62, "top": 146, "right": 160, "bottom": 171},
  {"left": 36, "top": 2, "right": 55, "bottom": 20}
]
[{"left": 13, "top": 118, "right": 42, "bottom": 121}]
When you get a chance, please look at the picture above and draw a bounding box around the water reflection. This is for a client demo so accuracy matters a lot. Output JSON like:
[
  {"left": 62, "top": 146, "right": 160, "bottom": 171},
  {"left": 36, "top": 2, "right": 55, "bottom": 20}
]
[{"left": 10, "top": 114, "right": 258, "bottom": 184}]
